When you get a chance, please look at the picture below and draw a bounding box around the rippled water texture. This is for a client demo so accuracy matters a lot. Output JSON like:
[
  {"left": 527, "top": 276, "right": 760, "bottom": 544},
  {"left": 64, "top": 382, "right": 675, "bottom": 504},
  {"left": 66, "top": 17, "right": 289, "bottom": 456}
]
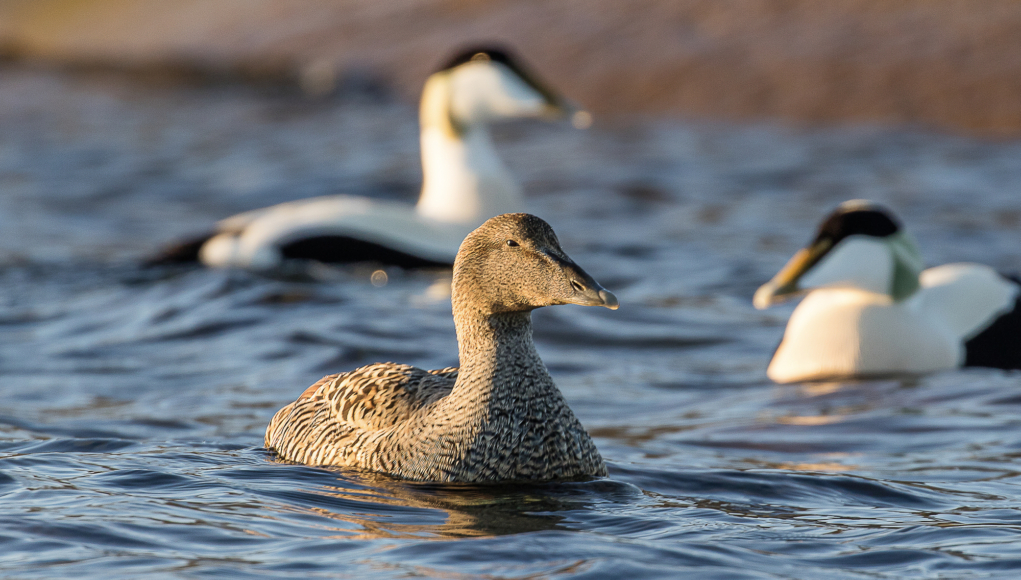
[{"left": 2, "top": 66, "right": 1021, "bottom": 579}]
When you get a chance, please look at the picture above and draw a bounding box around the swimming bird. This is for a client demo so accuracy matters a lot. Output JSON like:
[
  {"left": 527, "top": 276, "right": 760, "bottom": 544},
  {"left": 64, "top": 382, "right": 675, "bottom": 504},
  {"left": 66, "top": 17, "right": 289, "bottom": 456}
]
[
  {"left": 149, "top": 46, "right": 588, "bottom": 270},
  {"left": 754, "top": 200, "right": 1021, "bottom": 383},
  {"left": 265, "top": 213, "right": 618, "bottom": 482}
]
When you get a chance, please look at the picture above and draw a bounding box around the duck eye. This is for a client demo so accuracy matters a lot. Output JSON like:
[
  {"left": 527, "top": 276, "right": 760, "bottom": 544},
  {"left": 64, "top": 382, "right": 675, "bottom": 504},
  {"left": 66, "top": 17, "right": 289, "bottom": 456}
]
[{"left": 506, "top": 240, "right": 519, "bottom": 247}]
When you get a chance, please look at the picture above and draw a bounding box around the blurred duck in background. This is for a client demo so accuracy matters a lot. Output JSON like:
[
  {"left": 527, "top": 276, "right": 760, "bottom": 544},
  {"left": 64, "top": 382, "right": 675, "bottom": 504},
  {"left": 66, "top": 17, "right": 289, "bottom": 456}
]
[
  {"left": 754, "top": 200, "right": 1021, "bottom": 383},
  {"left": 149, "top": 46, "right": 589, "bottom": 270}
]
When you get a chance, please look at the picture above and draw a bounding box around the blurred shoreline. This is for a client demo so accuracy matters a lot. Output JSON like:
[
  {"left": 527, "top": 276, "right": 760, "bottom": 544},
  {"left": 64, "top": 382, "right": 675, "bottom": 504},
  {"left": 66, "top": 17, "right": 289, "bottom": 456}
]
[{"left": 2, "top": 0, "right": 1021, "bottom": 136}]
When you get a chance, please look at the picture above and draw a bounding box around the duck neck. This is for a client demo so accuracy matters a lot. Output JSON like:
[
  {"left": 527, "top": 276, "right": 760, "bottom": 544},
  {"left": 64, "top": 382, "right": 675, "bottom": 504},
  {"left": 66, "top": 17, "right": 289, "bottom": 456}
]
[
  {"left": 415, "top": 75, "right": 523, "bottom": 225},
  {"left": 449, "top": 307, "right": 549, "bottom": 406}
]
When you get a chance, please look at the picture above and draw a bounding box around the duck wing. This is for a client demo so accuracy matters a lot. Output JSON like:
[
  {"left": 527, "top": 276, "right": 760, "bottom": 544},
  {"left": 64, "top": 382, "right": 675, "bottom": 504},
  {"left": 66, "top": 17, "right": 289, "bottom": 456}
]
[
  {"left": 265, "top": 363, "right": 458, "bottom": 465},
  {"left": 143, "top": 197, "right": 300, "bottom": 266},
  {"left": 963, "top": 273, "right": 1021, "bottom": 369},
  {"left": 918, "top": 264, "right": 1020, "bottom": 339},
  {"left": 236, "top": 196, "right": 467, "bottom": 262},
  {"left": 147, "top": 195, "right": 470, "bottom": 268}
]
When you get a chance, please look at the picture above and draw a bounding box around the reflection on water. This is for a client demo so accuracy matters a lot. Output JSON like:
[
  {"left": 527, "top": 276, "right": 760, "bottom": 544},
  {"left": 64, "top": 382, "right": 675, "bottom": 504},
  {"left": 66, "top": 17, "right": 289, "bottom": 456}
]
[
  {"left": 1, "top": 65, "right": 1021, "bottom": 578},
  {"left": 279, "top": 471, "right": 639, "bottom": 540}
]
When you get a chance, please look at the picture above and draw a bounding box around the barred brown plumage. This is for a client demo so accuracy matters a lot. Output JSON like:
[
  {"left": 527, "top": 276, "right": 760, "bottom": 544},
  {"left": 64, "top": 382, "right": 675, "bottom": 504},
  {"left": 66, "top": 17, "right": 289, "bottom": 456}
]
[{"left": 265, "top": 213, "right": 619, "bottom": 482}]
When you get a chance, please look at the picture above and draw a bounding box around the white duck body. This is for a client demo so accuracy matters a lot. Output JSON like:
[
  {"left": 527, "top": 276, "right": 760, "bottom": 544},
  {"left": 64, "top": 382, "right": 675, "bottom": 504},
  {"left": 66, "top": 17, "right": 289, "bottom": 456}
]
[
  {"left": 768, "top": 263, "right": 1018, "bottom": 383},
  {"left": 199, "top": 195, "right": 470, "bottom": 269},
  {"left": 757, "top": 200, "right": 1021, "bottom": 383},
  {"left": 164, "top": 47, "right": 579, "bottom": 270}
]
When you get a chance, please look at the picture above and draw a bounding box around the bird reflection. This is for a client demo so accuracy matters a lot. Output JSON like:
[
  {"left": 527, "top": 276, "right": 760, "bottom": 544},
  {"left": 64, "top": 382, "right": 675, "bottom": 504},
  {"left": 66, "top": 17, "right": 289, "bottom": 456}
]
[{"left": 269, "top": 466, "right": 619, "bottom": 539}]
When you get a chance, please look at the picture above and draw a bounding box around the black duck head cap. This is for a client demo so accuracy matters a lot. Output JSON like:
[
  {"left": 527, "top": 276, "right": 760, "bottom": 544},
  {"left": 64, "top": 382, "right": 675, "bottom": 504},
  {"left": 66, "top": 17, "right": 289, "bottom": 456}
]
[
  {"left": 813, "top": 199, "right": 901, "bottom": 247},
  {"left": 436, "top": 44, "right": 589, "bottom": 126},
  {"left": 438, "top": 46, "right": 520, "bottom": 74},
  {"left": 453, "top": 213, "right": 618, "bottom": 314},
  {"left": 754, "top": 199, "right": 904, "bottom": 308}
]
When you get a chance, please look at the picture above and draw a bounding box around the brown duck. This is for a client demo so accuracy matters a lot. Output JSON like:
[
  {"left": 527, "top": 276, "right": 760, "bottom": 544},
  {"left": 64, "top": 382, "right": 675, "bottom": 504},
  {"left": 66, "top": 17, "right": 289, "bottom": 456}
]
[{"left": 265, "top": 213, "right": 618, "bottom": 482}]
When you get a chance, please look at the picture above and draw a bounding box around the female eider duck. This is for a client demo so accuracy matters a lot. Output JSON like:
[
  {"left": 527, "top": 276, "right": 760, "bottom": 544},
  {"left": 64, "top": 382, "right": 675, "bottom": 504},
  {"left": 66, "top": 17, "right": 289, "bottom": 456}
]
[
  {"left": 754, "top": 200, "right": 1021, "bottom": 383},
  {"left": 152, "top": 47, "right": 589, "bottom": 270},
  {"left": 265, "top": 213, "right": 618, "bottom": 482}
]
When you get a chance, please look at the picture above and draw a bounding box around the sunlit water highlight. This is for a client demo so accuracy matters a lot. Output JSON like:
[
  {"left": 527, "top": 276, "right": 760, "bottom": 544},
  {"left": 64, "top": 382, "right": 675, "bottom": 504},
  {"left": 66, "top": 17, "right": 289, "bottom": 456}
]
[{"left": 1, "top": 66, "right": 1021, "bottom": 578}]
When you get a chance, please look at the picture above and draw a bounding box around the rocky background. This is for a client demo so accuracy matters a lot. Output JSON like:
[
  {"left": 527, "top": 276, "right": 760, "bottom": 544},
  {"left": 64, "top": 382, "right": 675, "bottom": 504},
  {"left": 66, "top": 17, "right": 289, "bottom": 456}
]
[{"left": 2, "top": 0, "right": 1021, "bottom": 136}]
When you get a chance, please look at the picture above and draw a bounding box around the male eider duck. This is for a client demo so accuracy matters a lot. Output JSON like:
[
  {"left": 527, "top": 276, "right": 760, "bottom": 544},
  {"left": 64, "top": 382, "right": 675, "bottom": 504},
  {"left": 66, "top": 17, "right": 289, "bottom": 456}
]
[
  {"left": 151, "top": 47, "right": 589, "bottom": 270},
  {"left": 754, "top": 200, "right": 1021, "bottom": 383},
  {"left": 265, "top": 213, "right": 618, "bottom": 482}
]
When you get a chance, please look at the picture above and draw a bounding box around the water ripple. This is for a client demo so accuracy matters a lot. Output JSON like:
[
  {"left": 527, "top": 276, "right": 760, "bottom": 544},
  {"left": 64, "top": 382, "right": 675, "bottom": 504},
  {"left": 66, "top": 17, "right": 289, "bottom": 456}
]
[{"left": 2, "top": 66, "right": 1021, "bottom": 578}]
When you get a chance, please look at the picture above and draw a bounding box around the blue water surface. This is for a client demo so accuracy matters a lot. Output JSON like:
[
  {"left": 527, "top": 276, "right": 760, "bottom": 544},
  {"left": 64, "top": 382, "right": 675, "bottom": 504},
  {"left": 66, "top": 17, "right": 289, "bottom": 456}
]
[{"left": 1, "top": 66, "right": 1021, "bottom": 579}]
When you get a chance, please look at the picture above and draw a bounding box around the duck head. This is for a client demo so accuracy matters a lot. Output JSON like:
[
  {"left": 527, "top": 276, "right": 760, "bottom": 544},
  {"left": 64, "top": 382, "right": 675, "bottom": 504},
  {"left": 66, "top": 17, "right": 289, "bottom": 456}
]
[
  {"left": 754, "top": 200, "right": 925, "bottom": 309},
  {"left": 425, "top": 46, "right": 588, "bottom": 133},
  {"left": 452, "top": 213, "right": 618, "bottom": 315},
  {"left": 417, "top": 46, "right": 587, "bottom": 227}
]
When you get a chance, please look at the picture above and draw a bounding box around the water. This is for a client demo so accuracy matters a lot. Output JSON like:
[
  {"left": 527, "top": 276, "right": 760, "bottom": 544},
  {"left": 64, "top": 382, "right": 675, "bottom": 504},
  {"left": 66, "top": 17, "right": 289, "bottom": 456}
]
[{"left": 2, "top": 65, "right": 1021, "bottom": 579}]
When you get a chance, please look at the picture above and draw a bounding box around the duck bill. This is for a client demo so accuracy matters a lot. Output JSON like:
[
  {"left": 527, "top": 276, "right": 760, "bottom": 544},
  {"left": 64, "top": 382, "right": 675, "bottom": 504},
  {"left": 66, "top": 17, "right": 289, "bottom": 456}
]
[
  {"left": 569, "top": 108, "right": 593, "bottom": 129},
  {"left": 539, "top": 99, "right": 592, "bottom": 129},
  {"left": 552, "top": 255, "right": 618, "bottom": 309},
  {"left": 753, "top": 240, "right": 831, "bottom": 310},
  {"left": 570, "top": 283, "right": 618, "bottom": 309}
]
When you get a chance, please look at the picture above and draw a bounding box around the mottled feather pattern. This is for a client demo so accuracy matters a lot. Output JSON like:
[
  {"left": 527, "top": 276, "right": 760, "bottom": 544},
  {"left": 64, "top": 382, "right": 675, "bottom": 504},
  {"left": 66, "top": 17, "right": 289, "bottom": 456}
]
[
  {"left": 265, "top": 214, "right": 607, "bottom": 482},
  {"left": 265, "top": 355, "right": 604, "bottom": 482},
  {"left": 265, "top": 364, "right": 457, "bottom": 464}
]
